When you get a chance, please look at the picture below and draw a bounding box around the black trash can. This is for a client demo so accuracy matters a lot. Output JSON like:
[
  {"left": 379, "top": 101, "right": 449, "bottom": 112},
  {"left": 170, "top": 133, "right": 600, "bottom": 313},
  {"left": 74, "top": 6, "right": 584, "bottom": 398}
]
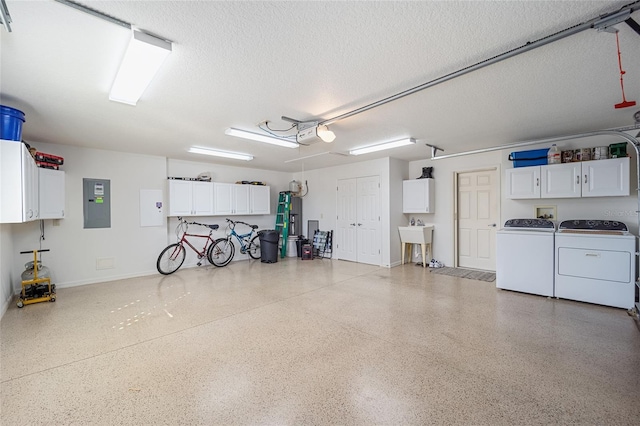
[
  {"left": 259, "top": 230, "right": 279, "bottom": 263},
  {"left": 296, "top": 237, "right": 309, "bottom": 257}
]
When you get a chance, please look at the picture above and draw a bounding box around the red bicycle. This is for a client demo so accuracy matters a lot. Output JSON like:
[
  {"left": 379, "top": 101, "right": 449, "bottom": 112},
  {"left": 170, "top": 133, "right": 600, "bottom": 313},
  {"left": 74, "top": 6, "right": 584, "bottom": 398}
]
[{"left": 156, "top": 217, "right": 220, "bottom": 275}]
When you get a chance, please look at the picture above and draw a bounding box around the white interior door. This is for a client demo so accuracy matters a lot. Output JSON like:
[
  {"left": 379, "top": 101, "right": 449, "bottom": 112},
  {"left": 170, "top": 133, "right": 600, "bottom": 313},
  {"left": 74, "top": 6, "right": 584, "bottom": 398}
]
[
  {"left": 457, "top": 169, "right": 498, "bottom": 271},
  {"left": 337, "top": 176, "right": 380, "bottom": 265},
  {"left": 356, "top": 176, "right": 381, "bottom": 265},
  {"left": 337, "top": 178, "right": 357, "bottom": 262}
]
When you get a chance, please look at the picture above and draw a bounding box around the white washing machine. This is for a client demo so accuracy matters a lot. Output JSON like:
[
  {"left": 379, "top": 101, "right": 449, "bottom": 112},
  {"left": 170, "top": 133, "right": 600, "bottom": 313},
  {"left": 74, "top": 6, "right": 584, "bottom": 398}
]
[
  {"left": 555, "top": 220, "right": 637, "bottom": 309},
  {"left": 496, "top": 219, "right": 555, "bottom": 297}
]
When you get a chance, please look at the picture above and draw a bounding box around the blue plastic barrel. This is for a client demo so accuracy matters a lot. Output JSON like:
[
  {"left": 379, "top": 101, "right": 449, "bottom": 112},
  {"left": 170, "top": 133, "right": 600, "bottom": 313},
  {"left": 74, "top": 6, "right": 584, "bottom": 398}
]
[{"left": 0, "top": 105, "right": 26, "bottom": 141}]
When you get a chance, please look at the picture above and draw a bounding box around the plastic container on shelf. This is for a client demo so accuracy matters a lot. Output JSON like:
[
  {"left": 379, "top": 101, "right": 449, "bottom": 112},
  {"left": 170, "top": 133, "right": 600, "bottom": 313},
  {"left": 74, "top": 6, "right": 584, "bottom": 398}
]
[
  {"left": 508, "top": 148, "right": 549, "bottom": 168},
  {"left": 0, "top": 105, "right": 26, "bottom": 141},
  {"left": 547, "top": 144, "right": 561, "bottom": 164}
]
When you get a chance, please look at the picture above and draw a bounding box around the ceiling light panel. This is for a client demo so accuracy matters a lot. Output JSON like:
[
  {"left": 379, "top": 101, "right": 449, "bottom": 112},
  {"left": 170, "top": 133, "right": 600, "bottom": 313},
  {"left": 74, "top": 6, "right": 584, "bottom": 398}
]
[
  {"left": 225, "top": 128, "right": 299, "bottom": 148},
  {"left": 109, "top": 29, "right": 172, "bottom": 106},
  {"left": 188, "top": 147, "right": 253, "bottom": 161},
  {"left": 349, "top": 138, "right": 416, "bottom": 156}
]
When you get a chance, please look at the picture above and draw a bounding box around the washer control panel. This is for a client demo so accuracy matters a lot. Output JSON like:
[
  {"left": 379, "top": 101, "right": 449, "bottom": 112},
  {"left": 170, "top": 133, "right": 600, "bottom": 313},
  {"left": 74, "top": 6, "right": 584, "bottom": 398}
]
[
  {"left": 504, "top": 218, "right": 555, "bottom": 229},
  {"left": 558, "top": 219, "right": 628, "bottom": 232}
]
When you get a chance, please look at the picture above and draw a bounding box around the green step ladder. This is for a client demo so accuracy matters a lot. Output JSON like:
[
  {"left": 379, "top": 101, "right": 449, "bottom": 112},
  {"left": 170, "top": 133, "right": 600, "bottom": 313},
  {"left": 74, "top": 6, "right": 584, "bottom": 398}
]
[{"left": 275, "top": 191, "right": 292, "bottom": 258}]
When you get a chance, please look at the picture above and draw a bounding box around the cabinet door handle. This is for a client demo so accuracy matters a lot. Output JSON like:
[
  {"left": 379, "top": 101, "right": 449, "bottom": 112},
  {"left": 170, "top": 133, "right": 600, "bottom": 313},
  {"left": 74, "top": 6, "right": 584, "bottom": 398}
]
[
  {"left": 350, "top": 223, "right": 356, "bottom": 226},
  {"left": 357, "top": 223, "right": 362, "bottom": 226},
  {"left": 584, "top": 174, "right": 588, "bottom": 184},
  {"left": 576, "top": 175, "right": 580, "bottom": 185},
  {"left": 536, "top": 178, "right": 539, "bottom": 187}
]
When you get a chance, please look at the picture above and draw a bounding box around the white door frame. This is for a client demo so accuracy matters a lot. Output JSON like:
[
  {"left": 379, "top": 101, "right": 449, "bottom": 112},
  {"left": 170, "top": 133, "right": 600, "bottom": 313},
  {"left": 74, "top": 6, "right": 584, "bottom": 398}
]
[{"left": 453, "top": 166, "right": 501, "bottom": 269}]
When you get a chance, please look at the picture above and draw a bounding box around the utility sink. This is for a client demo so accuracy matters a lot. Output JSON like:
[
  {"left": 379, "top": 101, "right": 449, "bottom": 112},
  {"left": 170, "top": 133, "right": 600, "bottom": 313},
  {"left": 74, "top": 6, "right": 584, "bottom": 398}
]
[
  {"left": 398, "top": 226, "right": 434, "bottom": 267},
  {"left": 398, "top": 226, "right": 433, "bottom": 244}
]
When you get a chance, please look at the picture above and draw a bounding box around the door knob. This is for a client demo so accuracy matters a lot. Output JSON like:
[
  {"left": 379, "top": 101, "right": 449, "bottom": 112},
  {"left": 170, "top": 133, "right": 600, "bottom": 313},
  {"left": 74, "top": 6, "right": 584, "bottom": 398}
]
[{"left": 488, "top": 223, "right": 497, "bottom": 227}]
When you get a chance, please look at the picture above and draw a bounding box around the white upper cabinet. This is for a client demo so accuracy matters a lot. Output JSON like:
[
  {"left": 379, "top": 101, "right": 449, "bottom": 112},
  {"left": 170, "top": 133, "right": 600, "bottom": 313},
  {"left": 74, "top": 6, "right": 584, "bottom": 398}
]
[
  {"left": 39, "top": 168, "right": 65, "bottom": 219},
  {"left": 0, "top": 140, "right": 39, "bottom": 223},
  {"left": 582, "top": 157, "right": 630, "bottom": 197},
  {"left": 213, "top": 183, "right": 269, "bottom": 216},
  {"left": 506, "top": 157, "right": 630, "bottom": 199},
  {"left": 540, "top": 162, "right": 581, "bottom": 198},
  {"left": 191, "top": 181, "right": 215, "bottom": 215},
  {"left": 250, "top": 185, "right": 270, "bottom": 214},
  {"left": 233, "top": 184, "right": 250, "bottom": 215},
  {"left": 168, "top": 180, "right": 213, "bottom": 216},
  {"left": 403, "top": 179, "right": 435, "bottom": 213},
  {"left": 505, "top": 167, "right": 540, "bottom": 199},
  {"left": 213, "top": 182, "right": 233, "bottom": 215}
]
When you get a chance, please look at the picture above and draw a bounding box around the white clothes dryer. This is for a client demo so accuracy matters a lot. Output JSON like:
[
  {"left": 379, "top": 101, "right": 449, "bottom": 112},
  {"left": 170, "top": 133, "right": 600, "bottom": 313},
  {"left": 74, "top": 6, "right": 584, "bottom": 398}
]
[{"left": 555, "top": 220, "right": 637, "bottom": 309}]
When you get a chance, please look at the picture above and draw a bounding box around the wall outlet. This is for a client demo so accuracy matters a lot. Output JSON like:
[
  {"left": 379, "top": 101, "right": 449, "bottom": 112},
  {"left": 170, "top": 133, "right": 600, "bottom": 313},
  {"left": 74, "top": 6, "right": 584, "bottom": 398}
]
[{"left": 96, "top": 257, "right": 115, "bottom": 270}]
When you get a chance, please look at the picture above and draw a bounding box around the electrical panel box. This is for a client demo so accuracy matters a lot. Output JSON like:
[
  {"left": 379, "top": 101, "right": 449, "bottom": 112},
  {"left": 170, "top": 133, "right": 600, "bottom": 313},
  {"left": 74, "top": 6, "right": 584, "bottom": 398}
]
[{"left": 83, "top": 178, "right": 111, "bottom": 229}]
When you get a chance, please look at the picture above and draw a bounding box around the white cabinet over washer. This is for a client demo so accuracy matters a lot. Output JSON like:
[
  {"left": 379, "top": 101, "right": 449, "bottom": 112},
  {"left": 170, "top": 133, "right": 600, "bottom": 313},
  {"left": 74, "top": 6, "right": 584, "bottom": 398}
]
[{"left": 506, "top": 157, "right": 630, "bottom": 199}]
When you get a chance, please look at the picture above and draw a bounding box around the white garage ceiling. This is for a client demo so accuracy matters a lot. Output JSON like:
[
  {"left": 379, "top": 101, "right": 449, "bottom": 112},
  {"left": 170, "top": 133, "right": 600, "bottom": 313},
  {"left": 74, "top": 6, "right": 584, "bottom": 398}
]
[{"left": 1, "top": 0, "right": 639, "bottom": 172}]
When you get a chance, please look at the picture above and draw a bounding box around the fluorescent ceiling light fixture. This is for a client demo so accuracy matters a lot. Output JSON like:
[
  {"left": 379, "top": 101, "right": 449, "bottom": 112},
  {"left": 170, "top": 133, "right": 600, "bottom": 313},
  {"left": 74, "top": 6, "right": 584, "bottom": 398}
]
[
  {"left": 349, "top": 138, "right": 416, "bottom": 156},
  {"left": 225, "top": 127, "right": 299, "bottom": 148},
  {"left": 109, "top": 29, "right": 172, "bottom": 105},
  {"left": 316, "top": 125, "right": 336, "bottom": 143},
  {"left": 188, "top": 147, "right": 253, "bottom": 161}
]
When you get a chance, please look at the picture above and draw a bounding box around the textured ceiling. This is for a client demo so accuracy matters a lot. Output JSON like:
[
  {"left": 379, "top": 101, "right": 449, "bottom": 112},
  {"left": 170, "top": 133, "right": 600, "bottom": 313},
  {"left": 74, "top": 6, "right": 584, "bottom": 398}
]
[{"left": 1, "top": 1, "right": 639, "bottom": 172}]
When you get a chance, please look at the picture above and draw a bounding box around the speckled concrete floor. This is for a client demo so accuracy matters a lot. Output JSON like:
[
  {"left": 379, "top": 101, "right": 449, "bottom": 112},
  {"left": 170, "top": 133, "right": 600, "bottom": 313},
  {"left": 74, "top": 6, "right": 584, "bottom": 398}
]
[{"left": 1, "top": 258, "right": 639, "bottom": 425}]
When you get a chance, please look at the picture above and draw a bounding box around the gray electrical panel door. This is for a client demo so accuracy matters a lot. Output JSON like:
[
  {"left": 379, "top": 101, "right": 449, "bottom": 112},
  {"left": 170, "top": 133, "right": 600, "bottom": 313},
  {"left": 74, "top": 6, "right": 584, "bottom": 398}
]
[{"left": 83, "top": 178, "right": 111, "bottom": 229}]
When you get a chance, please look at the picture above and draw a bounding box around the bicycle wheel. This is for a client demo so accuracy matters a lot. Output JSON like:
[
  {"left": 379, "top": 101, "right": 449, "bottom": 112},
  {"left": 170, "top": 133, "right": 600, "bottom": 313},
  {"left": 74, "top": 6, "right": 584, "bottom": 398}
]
[
  {"left": 248, "top": 235, "right": 261, "bottom": 259},
  {"left": 207, "top": 238, "right": 235, "bottom": 267},
  {"left": 157, "top": 243, "right": 186, "bottom": 275}
]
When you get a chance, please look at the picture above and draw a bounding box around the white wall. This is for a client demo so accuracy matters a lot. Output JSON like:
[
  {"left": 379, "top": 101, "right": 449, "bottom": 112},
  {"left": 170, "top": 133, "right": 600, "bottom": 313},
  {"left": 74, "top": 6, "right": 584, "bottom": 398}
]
[
  {"left": 292, "top": 157, "right": 397, "bottom": 267},
  {"left": 0, "top": 223, "right": 14, "bottom": 317},
  {"left": 166, "top": 159, "right": 291, "bottom": 265},
  {"left": 10, "top": 142, "right": 168, "bottom": 290},
  {"left": 408, "top": 133, "right": 639, "bottom": 268},
  {"left": 389, "top": 158, "right": 409, "bottom": 266}
]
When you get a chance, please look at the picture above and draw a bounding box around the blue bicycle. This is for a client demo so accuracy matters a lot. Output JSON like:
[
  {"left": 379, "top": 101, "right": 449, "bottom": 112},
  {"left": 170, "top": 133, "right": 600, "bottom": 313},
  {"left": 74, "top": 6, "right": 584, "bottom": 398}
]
[{"left": 207, "top": 218, "right": 261, "bottom": 267}]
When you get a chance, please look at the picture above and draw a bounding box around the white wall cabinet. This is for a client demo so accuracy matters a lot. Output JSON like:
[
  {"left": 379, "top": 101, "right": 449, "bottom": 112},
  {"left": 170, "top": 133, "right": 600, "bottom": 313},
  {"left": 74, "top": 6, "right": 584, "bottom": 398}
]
[
  {"left": 582, "top": 157, "right": 630, "bottom": 197},
  {"left": 250, "top": 185, "right": 270, "bottom": 215},
  {"left": 39, "top": 168, "right": 65, "bottom": 219},
  {"left": 541, "top": 163, "right": 581, "bottom": 198},
  {"left": 506, "top": 157, "right": 630, "bottom": 199},
  {"left": 168, "top": 180, "right": 213, "bottom": 216},
  {"left": 402, "top": 178, "right": 435, "bottom": 213},
  {"left": 0, "top": 139, "right": 39, "bottom": 223},
  {"left": 214, "top": 183, "right": 269, "bottom": 215},
  {"left": 505, "top": 167, "right": 540, "bottom": 199}
]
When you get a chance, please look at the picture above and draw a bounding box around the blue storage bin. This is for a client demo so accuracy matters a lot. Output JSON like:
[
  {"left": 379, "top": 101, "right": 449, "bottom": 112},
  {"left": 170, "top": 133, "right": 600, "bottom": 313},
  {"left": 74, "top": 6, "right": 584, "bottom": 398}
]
[
  {"left": 508, "top": 148, "right": 549, "bottom": 168},
  {"left": 0, "top": 105, "right": 26, "bottom": 141}
]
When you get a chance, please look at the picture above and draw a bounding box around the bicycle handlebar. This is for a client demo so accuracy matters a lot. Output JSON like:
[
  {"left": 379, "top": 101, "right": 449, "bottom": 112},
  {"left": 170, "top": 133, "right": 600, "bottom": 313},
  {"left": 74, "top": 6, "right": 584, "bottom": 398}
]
[
  {"left": 225, "top": 218, "right": 257, "bottom": 228},
  {"left": 177, "top": 217, "right": 219, "bottom": 230},
  {"left": 20, "top": 249, "right": 50, "bottom": 254}
]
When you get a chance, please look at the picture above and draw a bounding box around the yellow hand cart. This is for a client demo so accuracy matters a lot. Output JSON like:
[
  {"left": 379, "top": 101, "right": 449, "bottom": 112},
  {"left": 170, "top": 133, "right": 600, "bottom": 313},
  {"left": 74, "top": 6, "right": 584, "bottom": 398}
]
[{"left": 17, "top": 249, "right": 56, "bottom": 308}]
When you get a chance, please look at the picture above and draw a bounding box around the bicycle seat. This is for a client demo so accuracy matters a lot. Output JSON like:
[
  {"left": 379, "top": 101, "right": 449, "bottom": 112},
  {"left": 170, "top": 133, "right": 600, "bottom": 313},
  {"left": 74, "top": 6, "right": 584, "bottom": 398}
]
[
  {"left": 208, "top": 224, "right": 219, "bottom": 230},
  {"left": 250, "top": 225, "right": 258, "bottom": 229}
]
